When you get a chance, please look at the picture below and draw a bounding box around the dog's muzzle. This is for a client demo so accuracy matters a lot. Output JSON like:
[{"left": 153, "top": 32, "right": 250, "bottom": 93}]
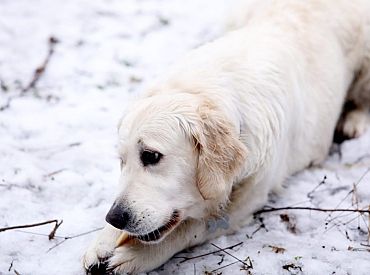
[{"left": 105, "top": 202, "right": 131, "bottom": 230}]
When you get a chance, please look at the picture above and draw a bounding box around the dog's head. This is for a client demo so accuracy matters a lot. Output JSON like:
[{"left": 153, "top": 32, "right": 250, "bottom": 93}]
[{"left": 106, "top": 93, "right": 247, "bottom": 243}]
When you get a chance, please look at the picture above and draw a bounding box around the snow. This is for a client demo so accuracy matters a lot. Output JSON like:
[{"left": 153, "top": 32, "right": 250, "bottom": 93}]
[{"left": 0, "top": 0, "right": 369, "bottom": 274}]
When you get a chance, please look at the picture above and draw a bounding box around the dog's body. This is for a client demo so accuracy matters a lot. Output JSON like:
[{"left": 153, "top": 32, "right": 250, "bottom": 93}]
[{"left": 84, "top": 0, "right": 370, "bottom": 273}]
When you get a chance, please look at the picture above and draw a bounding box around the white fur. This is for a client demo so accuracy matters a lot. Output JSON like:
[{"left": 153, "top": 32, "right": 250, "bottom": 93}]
[{"left": 84, "top": 0, "right": 370, "bottom": 273}]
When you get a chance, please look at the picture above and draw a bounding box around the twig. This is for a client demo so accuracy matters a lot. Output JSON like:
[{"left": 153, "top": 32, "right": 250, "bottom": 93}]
[
  {"left": 47, "top": 227, "right": 103, "bottom": 252},
  {"left": 211, "top": 260, "right": 239, "bottom": 273},
  {"left": 324, "top": 211, "right": 363, "bottom": 234},
  {"left": 348, "top": 246, "right": 370, "bottom": 252},
  {"left": 217, "top": 254, "right": 225, "bottom": 265},
  {"left": 43, "top": 169, "right": 66, "bottom": 179},
  {"left": 22, "top": 36, "right": 59, "bottom": 93},
  {"left": 8, "top": 260, "right": 14, "bottom": 272},
  {"left": 15, "top": 226, "right": 103, "bottom": 241},
  {"left": 15, "top": 230, "right": 65, "bottom": 238},
  {"left": 210, "top": 243, "right": 249, "bottom": 267},
  {"left": 254, "top": 206, "right": 370, "bottom": 216},
  {"left": 307, "top": 175, "right": 327, "bottom": 199},
  {"left": 331, "top": 168, "right": 370, "bottom": 212},
  {"left": 62, "top": 227, "right": 103, "bottom": 240},
  {"left": 325, "top": 167, "right": 370, "bottom": 222},
  {"left": 47, "top": 238, "right": 68, "bottom": 252},
  {"left": 0, "top": 219, "right": 62, "bottom": 240},
  {"left": 247, "top": 217, "right": 267, "bottom": 238},
  {"left": 174, "top": 242, "right": 243, "bottom": 263},
  {"left": 48, "top": 220, "right": 63, "bottom": 240}
]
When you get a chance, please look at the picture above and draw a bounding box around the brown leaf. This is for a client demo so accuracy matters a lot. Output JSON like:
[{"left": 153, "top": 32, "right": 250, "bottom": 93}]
[{"left": 268, "top": 245, "right": 286, "bottom": 254}]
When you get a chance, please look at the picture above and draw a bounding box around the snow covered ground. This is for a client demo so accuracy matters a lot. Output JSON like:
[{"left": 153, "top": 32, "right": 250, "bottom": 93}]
[{"left": 0, "top": 0, "right": 369, "bottom": 274}]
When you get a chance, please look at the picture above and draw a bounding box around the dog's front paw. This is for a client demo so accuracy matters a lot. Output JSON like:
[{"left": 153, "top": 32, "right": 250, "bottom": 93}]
[
  {"left": 85, "top": 240, "right": 171, "bottom": 274},
  {"left": 106, "top": 241, "right": 166, "bottom": 274},
  {"left": 83, "top": 243, "right": 112, "bottom": 275},
  {"left": 83, "top": 225, "right": 122, "bottom": 274},
  {"left": 84, "top": 235, "right": 172, "bottom": 274}
]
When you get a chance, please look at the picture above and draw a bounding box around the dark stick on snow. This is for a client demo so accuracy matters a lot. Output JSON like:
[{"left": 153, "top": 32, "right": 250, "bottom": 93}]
[
  {"left": 210, "top": 243, "right": 249, "bottom": 267},
  {"left": 174, "top": 242, "right": 243, "bottom": 263},
  {"left": 8, "top": 260, "right": 14, "bottom": 272},
  {"left": 22, "top": 36, "right": 59, "bottom": 93},
  {"left": 211, "top": 260, "right": 240, "bottom": 273},
  {"left": 0, "top": 219, "right": 63, "bottom": 240},
  {"left": 254, "top": 206, "right": 370, "bottom": 216},
  {"left": 48, "top": 220, "right": 63, "bottom": 240}
]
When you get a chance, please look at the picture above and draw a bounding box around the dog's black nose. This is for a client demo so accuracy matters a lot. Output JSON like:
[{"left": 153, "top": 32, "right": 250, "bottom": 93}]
[{"left": 105, "top": 203, "right": 130, "bottom": 230}]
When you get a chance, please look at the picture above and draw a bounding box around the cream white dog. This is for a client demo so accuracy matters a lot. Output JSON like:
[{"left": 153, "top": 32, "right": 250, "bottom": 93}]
[{"left": 83, "top": 0, "right": 370, "bottom": 273}]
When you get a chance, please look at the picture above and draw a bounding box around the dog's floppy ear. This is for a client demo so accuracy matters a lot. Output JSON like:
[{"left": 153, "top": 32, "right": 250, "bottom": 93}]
[{"left": 190, "top": 99, "right": 247, "bottom": 203}]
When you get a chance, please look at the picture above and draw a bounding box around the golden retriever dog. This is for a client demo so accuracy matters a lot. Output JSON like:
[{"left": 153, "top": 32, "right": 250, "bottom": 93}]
[{"left": 83, "top": 0, "right": 370, "bottom": 273}]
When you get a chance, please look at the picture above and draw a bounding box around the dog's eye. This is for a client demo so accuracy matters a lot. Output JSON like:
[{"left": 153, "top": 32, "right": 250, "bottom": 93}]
[{"left": 140, "top": 150, "right": 162, "bottom": 166}]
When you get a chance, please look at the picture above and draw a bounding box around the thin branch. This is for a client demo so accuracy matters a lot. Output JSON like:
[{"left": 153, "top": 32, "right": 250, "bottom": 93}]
[
  {"left": 211, "top": 260, "right": 239, "bottom": 273},
  {"left": 62, "top": 227, "right": 103, "bottom": 240},
  {"left": 8, "top": 260, "right": 14, "bottom": 272},
  {"left": 323, "top": 167, "right": 370, "bottom": 225},
  {"left": 326, "top": 206, "right": 360, "bottom": 224},
  {"left": 47, "top": 239, "right": 68, "bottom": 252},
  {"left": 0, "top": 220, "right": 61, "bottom": 237},
  {"left": 329, "top": 168, "right": 370, "bottom": 217},
  {"left": 15, "top": 230, "right": 65, "bottom": 239},
  {"left": 43, "top": 169, "right": 66, "bottom": 179},
  {"left": 15, "top": 227, "right": 103, "bottom": 240},
  {"left": 48, "top": 220, "right": 63, "bottom": 240},
  {"left": 47, "top": 227, "right": 103, "bottom": 252},
  {"left": 307, "top": 175, "right": 327, "bottom": 199},
  {"left": 247, "top": 217, "right": 268, "bottom": 239},
  {"left": 348, "top": 246, "right": 370, "bottom": 252},
  {"left": 174, "top": 242, "right": 243, "bottom": 263},
  {"left": 22, "top": 36, "right": 59, "bottom": 93},
  {"left": 210, "top": 243, "right": 249, "bottom": 267},
  {"left": 255, "top": 206, "right": 370, "bottom": 216},
  {"left": 324, "top": 213, "right": 360, "bottom": 234}
]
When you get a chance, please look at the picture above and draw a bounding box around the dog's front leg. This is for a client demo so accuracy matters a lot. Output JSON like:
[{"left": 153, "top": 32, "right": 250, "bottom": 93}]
[{"left": 104, "top": 219, "right": 212, "bottom": 274}]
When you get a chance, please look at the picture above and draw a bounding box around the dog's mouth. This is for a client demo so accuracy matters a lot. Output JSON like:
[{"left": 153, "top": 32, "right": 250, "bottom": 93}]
[{"left": 130, "top": 210, "right": 181, "bottom": 243}]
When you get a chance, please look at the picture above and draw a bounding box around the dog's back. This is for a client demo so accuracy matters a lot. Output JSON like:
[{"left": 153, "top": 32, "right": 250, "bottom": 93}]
[{"left": 151, "top": 0, "right": 370, "bottom": 180}]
